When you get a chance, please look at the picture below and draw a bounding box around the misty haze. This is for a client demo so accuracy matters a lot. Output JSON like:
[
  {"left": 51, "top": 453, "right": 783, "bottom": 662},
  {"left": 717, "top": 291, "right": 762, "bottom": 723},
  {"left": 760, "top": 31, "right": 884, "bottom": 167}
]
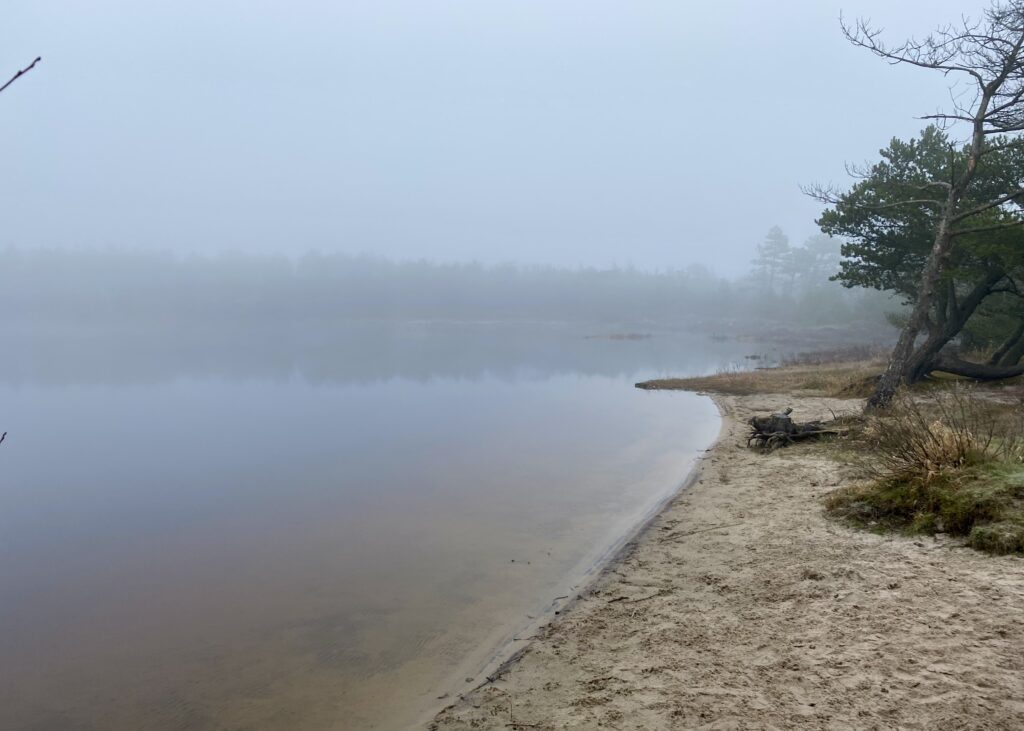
[{"left": 4, "top": 1, "right": 1024, "bottom": 730}]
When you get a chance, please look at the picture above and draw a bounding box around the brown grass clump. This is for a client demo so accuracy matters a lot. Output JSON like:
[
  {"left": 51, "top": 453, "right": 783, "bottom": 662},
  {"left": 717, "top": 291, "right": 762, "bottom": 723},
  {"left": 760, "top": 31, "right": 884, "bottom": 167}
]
[
  {"left": 861, "top": 387, "right": 1024, "bottom": 478},
  {"left": 863, "top": 391, "right": 979, "bottom": 481}
]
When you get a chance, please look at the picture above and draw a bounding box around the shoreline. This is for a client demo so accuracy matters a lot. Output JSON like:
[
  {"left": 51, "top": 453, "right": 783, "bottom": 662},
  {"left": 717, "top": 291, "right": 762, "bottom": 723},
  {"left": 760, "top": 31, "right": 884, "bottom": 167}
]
[
  {"left": 432, "top": 390, "right": 1024, "bottom": 729},
  {"left": 415, "top": 396, "right": 727, "bottom": 729}
]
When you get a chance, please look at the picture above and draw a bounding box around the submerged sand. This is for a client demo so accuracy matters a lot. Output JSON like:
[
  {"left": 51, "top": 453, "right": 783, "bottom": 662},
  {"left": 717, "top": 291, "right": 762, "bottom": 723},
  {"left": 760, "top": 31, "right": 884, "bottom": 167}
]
[{"left": 432, "top": 393, "right": 1024, "bottom": 729}]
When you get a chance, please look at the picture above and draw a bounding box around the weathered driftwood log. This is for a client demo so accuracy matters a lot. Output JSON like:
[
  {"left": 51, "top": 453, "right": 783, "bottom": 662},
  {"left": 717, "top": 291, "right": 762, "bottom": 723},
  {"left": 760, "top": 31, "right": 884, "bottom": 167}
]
[{"left": 747, "top": 407, "right": 843, "bottom": 451}]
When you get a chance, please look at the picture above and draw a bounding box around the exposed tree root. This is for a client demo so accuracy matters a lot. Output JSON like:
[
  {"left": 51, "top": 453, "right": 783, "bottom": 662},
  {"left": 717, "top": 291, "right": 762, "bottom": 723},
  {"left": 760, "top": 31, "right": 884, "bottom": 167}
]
[{"left": 747, "top": 408, "right": 845, "bottom": 451}]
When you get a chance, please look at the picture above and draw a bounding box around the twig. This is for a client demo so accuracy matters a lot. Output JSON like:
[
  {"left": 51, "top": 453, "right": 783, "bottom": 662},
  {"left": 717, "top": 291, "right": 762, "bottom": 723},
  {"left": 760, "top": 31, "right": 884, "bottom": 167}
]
[
  {"left": 0, "top": 432, "right": 6, "bottom": 447},
  {"left": 607, "top": 588, "right": 670, "bottom": 604},
  {"left": 662, "top": 521, "right": 744, "bottom": 541},
  {"left": 467, "top": 673, "right": 500, "bottom": 694},
  {"left": 0, "top": 57, "right": 42, "bottom": 95}
]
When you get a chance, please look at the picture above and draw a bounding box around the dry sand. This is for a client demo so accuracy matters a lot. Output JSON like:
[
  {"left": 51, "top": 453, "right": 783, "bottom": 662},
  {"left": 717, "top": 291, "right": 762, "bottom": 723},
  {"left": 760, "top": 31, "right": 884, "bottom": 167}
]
[{"left": 431, "top": 392, "right": 1024, "bottom": 730}]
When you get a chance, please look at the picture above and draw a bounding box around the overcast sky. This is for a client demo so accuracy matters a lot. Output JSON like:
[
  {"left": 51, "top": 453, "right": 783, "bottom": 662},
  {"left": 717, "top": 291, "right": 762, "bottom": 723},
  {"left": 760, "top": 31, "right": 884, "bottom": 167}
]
[{"left": 0, "top": 1, "right": 994, "bottom": 274}]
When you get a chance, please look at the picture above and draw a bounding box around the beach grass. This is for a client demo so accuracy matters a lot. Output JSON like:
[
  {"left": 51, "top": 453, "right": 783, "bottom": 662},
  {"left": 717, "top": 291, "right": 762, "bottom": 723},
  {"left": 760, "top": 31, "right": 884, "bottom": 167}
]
[{"left": 637, "top": 358, "right": 885, "bottom": 398}]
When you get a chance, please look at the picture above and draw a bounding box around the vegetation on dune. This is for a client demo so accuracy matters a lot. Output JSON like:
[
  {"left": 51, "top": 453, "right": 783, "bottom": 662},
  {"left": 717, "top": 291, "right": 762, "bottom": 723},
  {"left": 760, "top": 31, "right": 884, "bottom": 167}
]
[
  {"left": 637, "top": 361, "right": 884, "bottom": 398},
  {"left": 827, "top": 386, "right": 1024, "bottom": 554},
  {"left": 637, "top": 347, "right": 888, "bottom": 398}
]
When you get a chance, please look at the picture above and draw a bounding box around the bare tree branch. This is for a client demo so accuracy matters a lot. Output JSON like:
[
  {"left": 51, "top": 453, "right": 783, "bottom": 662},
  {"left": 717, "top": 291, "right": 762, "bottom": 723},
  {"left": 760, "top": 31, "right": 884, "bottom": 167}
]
[
  {"left": 870, "top": 198, "right": 947, "bottom": 210},
  {"left": 799, "top": 183, "right": 844, "bottom": 204},
  {"left": 0, "top": 57, "right": 42, "bottom": 96},
  {"left": 977, "top": 136, "right": 1024, "bottom": 154},
  {"left": 952, "top": 187, "right": 1024, "bottom": 221}
]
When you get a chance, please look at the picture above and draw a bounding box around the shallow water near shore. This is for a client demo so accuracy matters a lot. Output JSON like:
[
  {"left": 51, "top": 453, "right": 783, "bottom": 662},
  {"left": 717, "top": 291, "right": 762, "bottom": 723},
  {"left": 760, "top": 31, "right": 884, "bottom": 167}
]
[{"left": 0, "top": 323, "right": 756, "bottom": 730}]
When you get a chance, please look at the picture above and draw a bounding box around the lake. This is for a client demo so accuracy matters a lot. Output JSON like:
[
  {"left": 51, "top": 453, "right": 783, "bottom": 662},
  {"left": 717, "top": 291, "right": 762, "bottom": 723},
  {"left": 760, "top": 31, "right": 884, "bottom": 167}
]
[{"left": 0, "top": 322, "right": 762, "bottom": 729}]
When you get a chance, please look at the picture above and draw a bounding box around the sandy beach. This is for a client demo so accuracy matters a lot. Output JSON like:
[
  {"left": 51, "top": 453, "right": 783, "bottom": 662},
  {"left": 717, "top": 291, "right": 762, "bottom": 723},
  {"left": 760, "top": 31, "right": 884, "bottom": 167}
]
[{"left": 432, "top": 391, "right": 1024, "bottom": 730}]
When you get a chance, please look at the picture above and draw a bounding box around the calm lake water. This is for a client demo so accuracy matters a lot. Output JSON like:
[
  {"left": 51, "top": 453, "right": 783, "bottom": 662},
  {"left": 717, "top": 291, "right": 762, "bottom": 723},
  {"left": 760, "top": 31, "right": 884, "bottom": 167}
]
[{"left": 0, "top": 323, "right": 762, "bottom": 730}]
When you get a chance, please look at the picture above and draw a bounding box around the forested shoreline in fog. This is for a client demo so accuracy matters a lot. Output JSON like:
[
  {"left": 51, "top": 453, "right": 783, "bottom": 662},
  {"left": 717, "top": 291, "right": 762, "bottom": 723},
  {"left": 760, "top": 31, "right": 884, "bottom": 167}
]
[{"left": 0, "top": 243, "right": 894, "bottom": 328}]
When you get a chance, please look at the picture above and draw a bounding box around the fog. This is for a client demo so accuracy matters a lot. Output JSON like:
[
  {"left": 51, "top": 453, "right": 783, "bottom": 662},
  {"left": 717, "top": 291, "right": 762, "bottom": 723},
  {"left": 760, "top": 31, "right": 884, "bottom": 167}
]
[
  {"left": 0, "top": 244, "right": 892, "bottom": 326},
  {"left": 1, "top": 4, "right": 972, "bottom": 729},
  {"left": 0, "top": 0, "right": 992, "bottom": 274}
]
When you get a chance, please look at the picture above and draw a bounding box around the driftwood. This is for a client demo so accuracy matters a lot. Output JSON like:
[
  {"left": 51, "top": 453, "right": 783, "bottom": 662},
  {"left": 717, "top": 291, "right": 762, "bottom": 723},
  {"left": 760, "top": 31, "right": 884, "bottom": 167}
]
[{"left": 747, "top": 407, "right": 843, "bottom": 451}]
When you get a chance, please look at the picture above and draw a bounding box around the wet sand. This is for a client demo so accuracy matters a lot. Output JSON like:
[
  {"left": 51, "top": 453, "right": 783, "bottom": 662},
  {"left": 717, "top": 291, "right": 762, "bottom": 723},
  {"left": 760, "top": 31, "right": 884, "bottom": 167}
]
[{"left": 432, "top": 392, "right": 1024, "bottom": 729}]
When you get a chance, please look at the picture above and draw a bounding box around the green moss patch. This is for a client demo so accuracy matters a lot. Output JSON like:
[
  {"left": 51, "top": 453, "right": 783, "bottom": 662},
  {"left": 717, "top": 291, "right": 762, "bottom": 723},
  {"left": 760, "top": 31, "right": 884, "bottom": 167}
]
[{"left": 826, "top": 464, "right": 1024, "bottom": 554}]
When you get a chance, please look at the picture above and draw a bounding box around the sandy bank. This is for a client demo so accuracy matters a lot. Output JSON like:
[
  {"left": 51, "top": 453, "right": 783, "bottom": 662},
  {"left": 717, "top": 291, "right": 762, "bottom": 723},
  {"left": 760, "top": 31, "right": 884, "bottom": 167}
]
[{"left": 431, "top": 392, "right": 1024, "bottom": 729}]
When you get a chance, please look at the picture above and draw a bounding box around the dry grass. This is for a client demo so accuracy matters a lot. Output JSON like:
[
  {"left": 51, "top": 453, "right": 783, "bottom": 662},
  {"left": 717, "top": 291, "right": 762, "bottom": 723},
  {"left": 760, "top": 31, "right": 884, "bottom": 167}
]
[
  {"left": 860, "top": 387, "right": 1024, "bottom": 480},
  {"left": 637, "top": 358, "right": 884, "bottom": 399}
]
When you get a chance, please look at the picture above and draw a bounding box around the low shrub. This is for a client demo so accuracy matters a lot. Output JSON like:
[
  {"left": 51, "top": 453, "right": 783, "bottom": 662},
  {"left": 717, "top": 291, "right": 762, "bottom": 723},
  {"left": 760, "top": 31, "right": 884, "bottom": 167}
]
[{"left": 861, "top": 387, "right": 1024, "bottom": 481}]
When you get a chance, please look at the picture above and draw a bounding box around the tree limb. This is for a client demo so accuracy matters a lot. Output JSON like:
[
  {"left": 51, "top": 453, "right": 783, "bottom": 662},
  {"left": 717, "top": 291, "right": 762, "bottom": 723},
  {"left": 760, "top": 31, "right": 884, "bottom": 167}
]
[
  {"left": 0, "top": 57, "right": 42, "bottom": 95},
  {"left": 951, "top": 188, "right": 1024, "bottom": 221},
  {"left": 930, "top": 353, "right": 1024, "bottom": 379},
  {"left": 950, "top": 217, "right": 1024, "bottom": 236}
]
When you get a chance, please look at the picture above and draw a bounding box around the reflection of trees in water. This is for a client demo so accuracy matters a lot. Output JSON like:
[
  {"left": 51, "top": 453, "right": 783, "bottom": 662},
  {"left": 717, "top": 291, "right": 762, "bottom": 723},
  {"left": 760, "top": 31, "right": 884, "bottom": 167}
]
[{"left": 1, "top": 322, "right": 759, "bottom": 386}]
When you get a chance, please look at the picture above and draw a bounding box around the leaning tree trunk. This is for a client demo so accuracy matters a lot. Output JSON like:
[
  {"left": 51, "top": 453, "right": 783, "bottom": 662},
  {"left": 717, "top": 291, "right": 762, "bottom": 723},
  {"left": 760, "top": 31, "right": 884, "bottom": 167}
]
[
  {"left": 906, "top": 333, "right": 952, "bottom": 384},
  {"left": 868, "top": 100, "right": 992, "bottom": 408},
  {"left": 991, "top": 319, "right": 1024, "bottom": 365},
  {"left": 998, "top": 333, "right": 1024, "bottom": 367},
  {"left": 867, "top": 220, "right": 956, "bottom": 409},
  {"left": 899, "top": 271, "right": 1005, "bottom": 384}
]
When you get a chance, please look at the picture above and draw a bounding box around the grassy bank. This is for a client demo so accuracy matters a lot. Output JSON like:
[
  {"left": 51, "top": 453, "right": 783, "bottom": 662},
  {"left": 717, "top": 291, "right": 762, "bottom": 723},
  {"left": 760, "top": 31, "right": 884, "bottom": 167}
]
[
  {"left": 637, "top": 348, "right": 886, "bottom": 398},
  {"left": 826, "top": 387, "right": 1024, "bottom": 554}
]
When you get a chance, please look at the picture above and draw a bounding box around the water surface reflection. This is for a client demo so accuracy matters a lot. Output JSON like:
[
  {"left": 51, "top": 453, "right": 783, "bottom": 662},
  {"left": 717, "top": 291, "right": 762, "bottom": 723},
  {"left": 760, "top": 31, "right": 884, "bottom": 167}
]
[{"left": 0, "top": 323, "right": 757, "bottom": 729}]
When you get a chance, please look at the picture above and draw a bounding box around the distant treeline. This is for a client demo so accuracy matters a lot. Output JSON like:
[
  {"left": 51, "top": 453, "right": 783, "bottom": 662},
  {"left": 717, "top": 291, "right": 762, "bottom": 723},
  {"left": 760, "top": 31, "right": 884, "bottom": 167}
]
[{"left": 0, "top": 247, "right": 893, "bottom": 327}]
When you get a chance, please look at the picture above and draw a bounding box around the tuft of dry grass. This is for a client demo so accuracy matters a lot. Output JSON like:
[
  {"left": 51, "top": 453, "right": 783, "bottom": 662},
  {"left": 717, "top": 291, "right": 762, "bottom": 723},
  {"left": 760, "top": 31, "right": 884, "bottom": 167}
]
[{"left": 862, "top": 389, "right": 991, "bottom": 481}]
